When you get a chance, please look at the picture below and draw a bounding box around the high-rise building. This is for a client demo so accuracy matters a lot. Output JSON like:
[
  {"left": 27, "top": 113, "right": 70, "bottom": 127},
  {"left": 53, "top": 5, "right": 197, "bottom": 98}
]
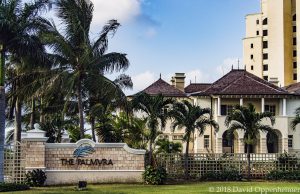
[{"left": 243, "top": 0, "right": 300, "bottom": 87}]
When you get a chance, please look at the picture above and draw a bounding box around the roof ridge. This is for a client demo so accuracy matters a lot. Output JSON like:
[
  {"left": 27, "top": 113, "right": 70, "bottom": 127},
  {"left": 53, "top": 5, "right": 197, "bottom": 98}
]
[
  {"left": 220, "top": 75, "right": 244, "bottom": 93},
  {"left": 244, "top": 71, "right": 288, "bottom": 93}
]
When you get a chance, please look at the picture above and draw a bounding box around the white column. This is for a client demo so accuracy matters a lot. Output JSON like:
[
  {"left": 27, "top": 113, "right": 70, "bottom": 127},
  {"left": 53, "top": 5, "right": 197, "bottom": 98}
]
[
  {"left": 217, "top": 97, "right": 221, "bottom": 116},
  {"left": 282, "top": 98, "right": 287, "bottom": 116},
  {"left": 240, "top": 98, "right": 243, "bottom": 106},
  {"left": 214, "top": 99, "right": 218, "bottom": 118},
  {"left": 261, "top": 98, "right": 265, "bottom": 112}
]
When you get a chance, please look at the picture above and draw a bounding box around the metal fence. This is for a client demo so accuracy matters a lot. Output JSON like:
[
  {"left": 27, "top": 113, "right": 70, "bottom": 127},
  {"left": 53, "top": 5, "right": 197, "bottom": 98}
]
[
  {"left": 4, "top": 141, "right": 26, "bottom": 183},
  {"left": 155, "top": 153, "right": 300, "bottom": 179}
]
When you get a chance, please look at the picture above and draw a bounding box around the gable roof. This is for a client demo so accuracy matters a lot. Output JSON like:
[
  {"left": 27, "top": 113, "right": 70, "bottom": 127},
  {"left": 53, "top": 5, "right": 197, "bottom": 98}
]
[
  {"left": 185, "top": 83, "right": 211, "bottom": 94},
  {"left": 192, "top": 69, "right": 289, "bottom": 96},
  {"left": 284, "top": 82, "right": 300, "bottom": 95},
  {"left": 135, "top": 78, "right": 186, "bottom": 97}
]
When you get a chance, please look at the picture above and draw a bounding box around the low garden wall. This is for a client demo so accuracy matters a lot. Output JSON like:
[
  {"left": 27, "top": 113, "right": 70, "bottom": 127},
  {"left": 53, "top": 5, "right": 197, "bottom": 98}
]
[{"left": 21, "top": 129, "right": 146, "bottom": 185}]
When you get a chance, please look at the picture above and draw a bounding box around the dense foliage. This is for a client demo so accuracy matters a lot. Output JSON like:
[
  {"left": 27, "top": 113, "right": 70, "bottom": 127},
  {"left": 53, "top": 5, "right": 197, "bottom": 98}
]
[
  {"left": 0, "top": 183, "right": 30, "bottom": 192},
  {"left": 201, "top": 169, "right": 243, "bottom": 181},
  {"left": 143, "top": 165, "right": 167, "bottom": 185},
  {"left": 266, "top": 170, "right": 300, "bottom": 180},
  {"left": 25, "top": 169, "right": 47, "bottom": 187}
]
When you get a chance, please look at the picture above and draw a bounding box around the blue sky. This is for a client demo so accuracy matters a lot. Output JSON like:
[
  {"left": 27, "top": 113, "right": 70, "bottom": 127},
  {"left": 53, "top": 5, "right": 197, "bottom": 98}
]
[
  {"left": 47, "top": 0, "right": 261, "bottom": 94},
  {"left": 97, "top": 0, "right": 261, "bottom": 94}
]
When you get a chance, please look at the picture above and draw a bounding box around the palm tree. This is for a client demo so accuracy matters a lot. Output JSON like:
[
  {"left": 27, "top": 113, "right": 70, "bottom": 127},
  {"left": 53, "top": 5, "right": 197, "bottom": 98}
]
[
  {"left": 169, "top": 100, "right": 218, "bottom": 178},
  {"left": 0, "top": 0, "right": 50, "bottom": 182},
  {"left": 291, "top": 107, "right": 300, "bottom": 130},
  {"left": 225, "top": 103, "right": 275, "bottom": 179},
  {"left": 132, "top": 92, "right": 174, "bottom": 164},
  {"left": 155, "top": 138, "right": 182, "bottom": 154},
  {"left": 40, "top": 0, "right": 130, "bottom": 139}
]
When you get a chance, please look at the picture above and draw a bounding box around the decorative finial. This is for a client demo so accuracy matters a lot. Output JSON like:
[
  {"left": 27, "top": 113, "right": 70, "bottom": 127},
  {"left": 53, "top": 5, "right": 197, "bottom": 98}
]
[
  {"left": 159, "top": 73, "right": 161, "bottom": 79},
  {"left": 232, "top": 65, "right": 233, "bottom": 70},
  {"left": 237, "top": 59, "right": 240, "bottom": 70}
]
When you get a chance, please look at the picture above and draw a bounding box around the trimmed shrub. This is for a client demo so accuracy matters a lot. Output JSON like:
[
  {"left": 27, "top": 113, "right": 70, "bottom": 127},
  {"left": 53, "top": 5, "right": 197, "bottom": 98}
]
[
  {"left": 266, "top": 170, "right": 300, "bottom": 180},
  {"left": 143, "top": 165, "right": 167, "bottom": 185},
  {"left": 25, "top": 169, "right": 47, "bottom": 187},
  {"left": 0, "top": 183, "right": 30, "bottom": 192},
  {"left": 201, "top": 168, "right": 243, "bottom": 181}
]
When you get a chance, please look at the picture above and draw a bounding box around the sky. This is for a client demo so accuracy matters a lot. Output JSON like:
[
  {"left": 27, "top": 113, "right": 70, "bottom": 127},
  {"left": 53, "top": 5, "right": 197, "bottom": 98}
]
[{"left": 47, "top": 0, "right": 261, "bottom": 95}]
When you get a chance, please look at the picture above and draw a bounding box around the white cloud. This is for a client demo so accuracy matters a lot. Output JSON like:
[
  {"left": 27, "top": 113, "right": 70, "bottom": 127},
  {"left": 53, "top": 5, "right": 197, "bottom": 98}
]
[
  {"left": 185, "top": 69, "right": 211, "bottom": 85},
  {"left": 216, "top": 57, "right": 242, "bottom": 78},
  {"left": 91, "top": 0, "right": 141, "bottom": 26},
  {"left": 131, "top": 71, "right": 156, "bottom": 93}
]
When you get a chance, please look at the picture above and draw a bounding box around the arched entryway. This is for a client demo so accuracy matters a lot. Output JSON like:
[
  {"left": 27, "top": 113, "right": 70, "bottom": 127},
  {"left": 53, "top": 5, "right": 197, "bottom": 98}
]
[
  {"left": 267, "top": 130, "right": 282, "bottom": 153},
  {"left": 222, "top": 130, "right": 238, "bottom": 153}
]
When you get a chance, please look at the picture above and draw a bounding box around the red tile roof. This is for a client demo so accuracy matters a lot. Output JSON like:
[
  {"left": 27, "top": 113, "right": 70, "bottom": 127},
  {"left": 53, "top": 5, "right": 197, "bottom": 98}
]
[
  {"left": 193, "top": 69, "right": 289, "bottom": 96},
  {"left": 284, "top": 82, "right": 300, "bottom": 95},
  {"left": 184, "top": 83, "right": 211, "bottom": 94},
  {"left": 137, "top": 78, "right": 186, "bottom": 97}
]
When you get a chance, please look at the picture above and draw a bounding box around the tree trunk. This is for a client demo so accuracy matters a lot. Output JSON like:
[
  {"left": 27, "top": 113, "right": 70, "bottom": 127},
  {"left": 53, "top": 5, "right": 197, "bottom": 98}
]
[
  {"left": 148, "top": 138, "right": 154, "bottom": 165},
  {"left": 90, "top": 117, "right": 96, "bottom": 142},
  {"left": 39, "top": 97, "right": 45, "bottom": 124},
  {"left": 185, "top": 137, "right": 190, "bottom": 179},
  {"left": 14, "top": 97, "right": 22, "bottom": 142},
  {"left": 0, "top": 87, "right": 5, "bottom": 182},
  {"left": 77, "top": 83, "right": 85, "bottom": 139},
  {"left": 29, "top": 98, "right": 35, "bottom": 130},
  {"left": 0, "top": 46, "right": 5, "bottom": 182},
  {"left": 247, "top": 144, "right": 251, "bottom": 180}
]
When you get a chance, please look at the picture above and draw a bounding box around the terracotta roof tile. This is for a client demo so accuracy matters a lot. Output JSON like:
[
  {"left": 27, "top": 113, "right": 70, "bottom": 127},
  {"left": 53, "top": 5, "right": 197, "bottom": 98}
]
[
  {"left": 135, "top": 78, "right": 186, "bottom": 97},
  {"left": 185, "top": 83, "right": 211, "bottom": 94},
  {"left": 193, "top": 69, "right": 289, "bottom": 96},
  {"left": 284, "top": 82, "right": 300, "bottom": 95}
]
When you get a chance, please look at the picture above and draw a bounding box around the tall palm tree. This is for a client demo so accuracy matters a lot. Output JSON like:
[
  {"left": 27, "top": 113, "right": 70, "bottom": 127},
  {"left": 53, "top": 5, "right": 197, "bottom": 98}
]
[
  {"left": 132, "top": 92, "right": 174, "bottom": 164},
  {"left": 291, "top": 107, "right": 300, "bottom": 130},
  {"left": 0, "top": 0, "right": 50, "bottom": 182},
  {"left": 41, "top": 0, "right": 130, "bottom": 139},
  {"left": 169, "top": 100, "right": 218, "bottom": 178},
  {"left": 225, "top": 103, "right": 275, "bottom": 179}
]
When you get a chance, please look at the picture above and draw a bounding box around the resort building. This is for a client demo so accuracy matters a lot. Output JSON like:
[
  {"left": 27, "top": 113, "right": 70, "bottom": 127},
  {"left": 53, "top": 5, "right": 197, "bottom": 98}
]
[
  {"left": 243, "top": 0, "right": 300, "bottom": 87},
  {"left": 133, "top": 69, "right": 300, "bottom": 154}
]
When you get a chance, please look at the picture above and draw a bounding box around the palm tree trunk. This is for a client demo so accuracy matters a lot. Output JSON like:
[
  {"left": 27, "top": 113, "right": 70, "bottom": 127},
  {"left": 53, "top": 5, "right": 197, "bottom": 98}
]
[
  {"left": 14, "top": 97, "right": 22, "bottom": 142},
  {"left": 77, "top": 83, "right": 85, "bottom": 139},
  {"left": 39, "top": 97, "right": 45, "bottom": 124},
  {"left": 185, "top": 138, "right": 190, "bottom": 179},
  {"left": 0, "top": 46, "right": 5, "bottom": 182},
  {"left": 0, "top": 86, "right": 5, "bottom": 182},
  {"left": 247, "top": 144, "right": 251, "bottom": 180},
  {"left": 29, "top": 98, "right": 35, "bottom": 130},
  {"left": 90, "top": 117, "right": 96, "bottom": 142}
]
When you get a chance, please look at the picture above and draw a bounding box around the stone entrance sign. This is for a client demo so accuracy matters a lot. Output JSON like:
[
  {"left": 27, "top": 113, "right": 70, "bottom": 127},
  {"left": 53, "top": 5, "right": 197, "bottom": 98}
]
[{"left": 22, "top": 125, "right": 146, "bottom": 185}]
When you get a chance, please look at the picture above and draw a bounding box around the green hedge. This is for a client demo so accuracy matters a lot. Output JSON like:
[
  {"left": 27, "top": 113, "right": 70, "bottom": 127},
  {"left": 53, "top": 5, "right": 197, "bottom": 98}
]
[
  {"left": 266, "top": 170, "right": 300, "bottom": 180},
  {"left": 0, "top": 183, "right": 30, "bottom": 192},
  {"left": 201, "top": 169, "right": 243, "bottom": 181}
]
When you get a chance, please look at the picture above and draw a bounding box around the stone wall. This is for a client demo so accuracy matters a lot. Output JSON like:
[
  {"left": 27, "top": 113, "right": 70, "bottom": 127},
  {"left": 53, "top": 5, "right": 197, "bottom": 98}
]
[{"left": 22, "top": 137, "right": 146, "bottom": 185}]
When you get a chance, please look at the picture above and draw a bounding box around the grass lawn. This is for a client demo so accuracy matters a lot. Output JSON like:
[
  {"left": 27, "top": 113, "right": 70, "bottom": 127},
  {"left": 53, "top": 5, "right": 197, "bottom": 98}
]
[{"left": 11, "top": 181, "right": 300, "bottom": 194}]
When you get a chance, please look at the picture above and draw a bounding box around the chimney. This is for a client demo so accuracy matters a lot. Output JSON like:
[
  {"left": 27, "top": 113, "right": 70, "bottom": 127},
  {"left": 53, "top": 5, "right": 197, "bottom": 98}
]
[
  {"left": 171, "top": 73, "right": 186, "bottom": 91},
  {"left": 269, "top": 77, "right": 279, "bottom": 86}
]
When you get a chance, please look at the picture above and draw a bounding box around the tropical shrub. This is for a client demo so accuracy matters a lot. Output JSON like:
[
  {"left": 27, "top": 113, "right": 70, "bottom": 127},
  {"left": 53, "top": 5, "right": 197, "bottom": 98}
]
[
  {"left": 143, "top": 165, "right": 167, "bottom": 185},
  {"left": 277, "top": 151, "right": 298, "bottom": 166},
  {"left": 25, "top": 169, "right": 47, "bottom": 187},
  {"left": 0, "top": 183, "right": 30, "bottom": 192},
  {"left": 201, "top": 168, "right": 243, "bottom": 181},
  {"left": 266, "top": 170, "right": 300, "bottom": 180}
]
